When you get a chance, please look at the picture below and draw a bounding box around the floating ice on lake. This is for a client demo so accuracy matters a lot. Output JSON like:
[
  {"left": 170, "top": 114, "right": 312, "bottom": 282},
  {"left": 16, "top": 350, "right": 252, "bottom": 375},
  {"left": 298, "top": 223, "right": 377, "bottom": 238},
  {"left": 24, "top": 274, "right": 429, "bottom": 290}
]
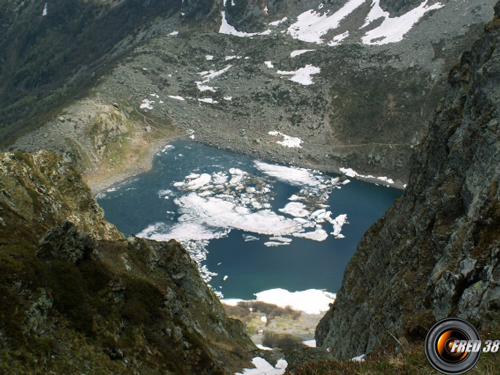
[
  {"left": 279, "top": 202, "right": 309, "bottom": 218},
  {"left": 243, "top": 234, "right": 260, "bottom": 242}
]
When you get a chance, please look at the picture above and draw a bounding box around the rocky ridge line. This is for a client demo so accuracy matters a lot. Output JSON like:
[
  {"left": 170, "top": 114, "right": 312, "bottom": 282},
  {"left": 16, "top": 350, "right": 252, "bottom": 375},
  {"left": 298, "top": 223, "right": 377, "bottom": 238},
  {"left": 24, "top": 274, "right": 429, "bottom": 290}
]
[
  {"left": 315, "top": 2, "right": 500, "bottom": 359},
  {"left": 0, "top": 151, "right": 259, "bottom": 374}
]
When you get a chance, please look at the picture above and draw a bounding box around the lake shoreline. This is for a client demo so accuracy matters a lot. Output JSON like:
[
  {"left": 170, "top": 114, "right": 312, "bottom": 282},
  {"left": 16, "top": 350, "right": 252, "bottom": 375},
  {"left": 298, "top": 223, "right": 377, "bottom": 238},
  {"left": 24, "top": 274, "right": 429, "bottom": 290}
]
[{"left": 87, "top": 134, "right": 406, "bottom": 196}]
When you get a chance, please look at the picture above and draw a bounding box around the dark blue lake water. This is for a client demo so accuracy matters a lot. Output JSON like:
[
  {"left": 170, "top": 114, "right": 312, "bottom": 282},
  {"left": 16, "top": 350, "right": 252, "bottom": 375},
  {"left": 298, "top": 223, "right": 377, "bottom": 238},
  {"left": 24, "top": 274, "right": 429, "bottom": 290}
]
[{"left": 97, "top": 141, "right": 401, "bottom": 300}]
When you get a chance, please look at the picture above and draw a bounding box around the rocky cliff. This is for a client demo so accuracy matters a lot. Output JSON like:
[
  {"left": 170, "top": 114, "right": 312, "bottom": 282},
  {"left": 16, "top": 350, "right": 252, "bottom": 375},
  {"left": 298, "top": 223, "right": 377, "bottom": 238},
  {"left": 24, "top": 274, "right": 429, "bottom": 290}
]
[
  {"left": 0, "top": 151, "right": 258, "bottom": 373},
  {"left": 316, "top": 2, "right": 500, "bottom": 359},
  {"left": 5, "top": 0, "right": 498, "bottom": 190}
]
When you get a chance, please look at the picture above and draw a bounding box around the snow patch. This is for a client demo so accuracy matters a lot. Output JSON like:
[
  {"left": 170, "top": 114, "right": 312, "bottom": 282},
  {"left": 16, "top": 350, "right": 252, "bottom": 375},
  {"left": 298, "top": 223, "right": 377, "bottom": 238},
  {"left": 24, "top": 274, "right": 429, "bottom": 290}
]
[
  {"left": 198, "top": 98, "right": 218, "bottom": 104},
  {"left": 168, "top": 31, "right": 179, "bottom": 36},
  {"left": 339, "top": 167, "right": 394, "bottom": 184},
  {"left": 254, "top": 161, "right": 324, "bottom": 188},
  {"left": 264, "top": 61, "right": 274, "bottom": 69},
  {"left": 140, "top": 99, "right": 154, "bottom": 110},
  {"left": 196, "top": 65, "right": 233, "bottom": 93},
  {"left": 236, "top": 357, "right": 287, "bottom": 375},
  {"left": 268, "top": 131, "right": 303, "bottom": 148},
  {"left": 255, "top": 288, "right": 336, "bottom": 315},
  {"left": 328, "top": 31, "right": 350, "bottom": 46},
  {"left": 290, "top": 49, "right": 315, "bottom": 58},
  {"left": 277, "top": 65, "right": 321, "bottom": 85},
  {"left": 168, "top": 95, "right": 185, "bottom": 101},
  {"left": 361, "top": 0, "right": 444, "bottom": 45},
  {"left": 303, "top": 340, "right": 316, "bottom": 348},
  {"left": 351, "top": 354, "right": 366, "bottom": 362},
  {"left": 288, "top": 0, "right": 364, "bottom": 44},
  {"left": 220, "top": 11, "right": 271, "bottom": 37},
  {"left": 269, "top": 17, "right": 288, "bottom": 26},
  {"left": 42, "top": 3, "right": 48, "bottom": 16}
]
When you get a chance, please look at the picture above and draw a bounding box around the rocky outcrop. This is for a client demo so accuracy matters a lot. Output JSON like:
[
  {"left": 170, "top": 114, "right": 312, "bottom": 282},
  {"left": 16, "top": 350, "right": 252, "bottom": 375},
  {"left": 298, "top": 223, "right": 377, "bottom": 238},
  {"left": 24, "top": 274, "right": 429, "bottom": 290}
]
[
  {"left": 0, "top": 151, "right": 257, "bottom": 373},
  {"left": 316, "top": 4, "right": 500, "bottom": 359}
]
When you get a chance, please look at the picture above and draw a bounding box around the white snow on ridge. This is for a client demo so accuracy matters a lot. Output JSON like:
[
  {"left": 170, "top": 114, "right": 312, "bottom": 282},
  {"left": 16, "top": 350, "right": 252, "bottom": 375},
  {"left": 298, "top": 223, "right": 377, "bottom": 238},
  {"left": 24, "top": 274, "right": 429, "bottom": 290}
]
[
  {"left": 268, "top": 130, "right": 303, "bottom": 148},
  {"left": 288, "top": 0, "right": 364, "bottom": 44},
  {"left": 277, "top": 65, "right": 321, "bottom": 85},
  {"left": 236, "top": 357, "right": 287, "bottom": 375},
  {"left": 361, "top": 0, "right": 444, "bottom": 45},
  {"left": 42, "top": 3, "right": 48, "bottom": 16}
]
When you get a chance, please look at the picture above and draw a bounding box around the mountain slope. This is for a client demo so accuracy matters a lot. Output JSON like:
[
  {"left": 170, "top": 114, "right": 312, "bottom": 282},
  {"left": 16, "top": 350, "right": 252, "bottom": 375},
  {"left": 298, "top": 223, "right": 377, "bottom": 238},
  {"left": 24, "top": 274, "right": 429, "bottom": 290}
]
[
  {"left": 0, "top": 151, "right": 257, "bottom": 373},
  {"left": 315, "top": 2, "right": 500, "bottom": 359},
  {"left": 6, "top": 0, "right": 498, "bottom": 190}
]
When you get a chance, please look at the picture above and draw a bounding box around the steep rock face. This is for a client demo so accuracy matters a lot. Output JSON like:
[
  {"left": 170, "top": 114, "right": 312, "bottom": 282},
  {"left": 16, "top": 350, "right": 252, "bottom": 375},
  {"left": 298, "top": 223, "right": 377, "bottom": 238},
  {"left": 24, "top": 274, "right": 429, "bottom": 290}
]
[
  {"left": 316, "top": 4, "right": 500, "bottom": 359},
  {"left": 0, "top": 152, "right": 256, "bottom": 373}
]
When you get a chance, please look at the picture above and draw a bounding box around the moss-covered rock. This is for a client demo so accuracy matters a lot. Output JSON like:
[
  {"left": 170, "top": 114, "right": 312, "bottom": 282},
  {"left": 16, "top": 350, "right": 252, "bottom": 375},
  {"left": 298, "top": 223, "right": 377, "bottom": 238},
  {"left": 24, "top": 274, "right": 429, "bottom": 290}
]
[
  {"left": 316, "top": 4, "right": 500, "bottom": 360},
  {"left": 0, "top": 151, "right": 257, "bottom": 374}
]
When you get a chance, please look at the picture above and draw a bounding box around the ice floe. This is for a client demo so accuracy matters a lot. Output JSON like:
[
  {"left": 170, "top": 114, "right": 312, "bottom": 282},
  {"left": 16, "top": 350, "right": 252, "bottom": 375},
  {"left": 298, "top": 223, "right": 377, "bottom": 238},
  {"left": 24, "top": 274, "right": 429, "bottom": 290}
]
[
  {"left": 138, "top": 159, "right": 349, "bottom": 290},
  {"left": 254, "top": 161, "right": 327, "bottom": 188}
]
